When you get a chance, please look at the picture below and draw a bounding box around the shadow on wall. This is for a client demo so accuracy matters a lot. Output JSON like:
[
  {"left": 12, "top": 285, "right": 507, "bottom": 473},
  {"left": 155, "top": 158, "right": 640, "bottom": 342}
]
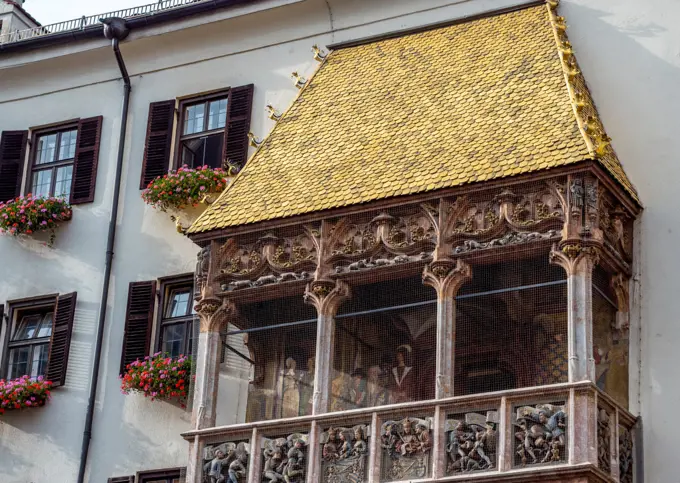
[{"left": 0, "top": 300, "right": 101, "bottom": 481}]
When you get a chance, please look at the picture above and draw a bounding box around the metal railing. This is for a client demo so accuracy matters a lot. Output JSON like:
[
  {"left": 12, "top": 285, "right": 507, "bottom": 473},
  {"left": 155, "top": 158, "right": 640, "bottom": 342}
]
[{"left": 0, "top": 0, "right": 211, "bottom": 44}]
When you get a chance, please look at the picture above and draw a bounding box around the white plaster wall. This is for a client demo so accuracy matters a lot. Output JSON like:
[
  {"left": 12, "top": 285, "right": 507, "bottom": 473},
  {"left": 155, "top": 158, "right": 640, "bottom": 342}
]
[
  {"left": 562, "top": 1, "right": 680, "bottom": 481},
  {"left": 9, "top": 0, "right": 666, "bottom": 481}
]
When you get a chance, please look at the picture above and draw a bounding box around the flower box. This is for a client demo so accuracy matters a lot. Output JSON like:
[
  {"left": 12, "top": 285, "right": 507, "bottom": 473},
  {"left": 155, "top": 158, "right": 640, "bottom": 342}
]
[
  {"left": 0, "top": 195, "right": 72, "bottom": 245},
  {"left": 120, "top": 353, "right": 193, "bottom": 407},
  {"left": 0, "top": 376, "right": 53, "bottom": 414},
  {"left": 141, "top": 165, "right": 232, "bottom": 231}
]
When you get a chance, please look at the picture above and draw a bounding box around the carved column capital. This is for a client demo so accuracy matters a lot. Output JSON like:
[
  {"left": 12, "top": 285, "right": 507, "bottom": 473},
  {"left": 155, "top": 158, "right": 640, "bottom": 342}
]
[
  {"left": 195, "top": 298, "right": 237, "bottom": 333},
  {"left": 422, "top": 259, "right": 472, "bottom": 298},
  {"left": 549, "top": 242, "right": 600, "bottom": 277},
  {"left": 304, "top": 280, "right": 351, "bottom": 317}
]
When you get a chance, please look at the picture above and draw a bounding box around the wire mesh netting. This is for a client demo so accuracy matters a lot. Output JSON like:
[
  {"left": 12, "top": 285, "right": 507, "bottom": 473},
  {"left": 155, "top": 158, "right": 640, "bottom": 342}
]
[
  {"left": 455, "top": 254, "right": 567, "bottom": 395},
  {"left": 332, "top": 276, "right": 437, "bottom": 410},
  {"left": 593, "top": 267, "right": 628, "bottom": 407},
  {"left": 219, "top": 295, "right": 317, "bottom": 424}
]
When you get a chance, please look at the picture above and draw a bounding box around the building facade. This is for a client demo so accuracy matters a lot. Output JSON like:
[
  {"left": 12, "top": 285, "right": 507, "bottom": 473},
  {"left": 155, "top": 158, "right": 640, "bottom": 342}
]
[{"left": 0, "top": 0, "right": 676, "bottom": 482}]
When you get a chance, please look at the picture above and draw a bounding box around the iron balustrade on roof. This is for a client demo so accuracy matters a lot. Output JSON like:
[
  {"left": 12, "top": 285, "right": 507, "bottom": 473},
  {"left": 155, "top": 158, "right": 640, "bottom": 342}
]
[{"left": 0, "top": 0, "right": 212, "bottom": 44}]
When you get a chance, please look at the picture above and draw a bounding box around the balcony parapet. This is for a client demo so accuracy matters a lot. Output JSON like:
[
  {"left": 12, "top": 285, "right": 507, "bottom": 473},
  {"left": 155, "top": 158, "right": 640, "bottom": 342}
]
[{"left": 182, "top": 382, "right": 636, "bottom": 483}]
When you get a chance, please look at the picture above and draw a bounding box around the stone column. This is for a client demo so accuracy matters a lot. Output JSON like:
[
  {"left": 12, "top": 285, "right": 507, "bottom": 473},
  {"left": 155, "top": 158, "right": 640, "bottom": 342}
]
[
  {"left": 550, "top": 243, "right": 599, "bottom": 382},
  {"left": 183, "top": 298, "right": 237, "bottom": 483},
  {"left": 422, "top": 260, "right": 472, "bottom": 398},
  {"left": 303, "top": 279, "right": 351, "bottom": 415}
]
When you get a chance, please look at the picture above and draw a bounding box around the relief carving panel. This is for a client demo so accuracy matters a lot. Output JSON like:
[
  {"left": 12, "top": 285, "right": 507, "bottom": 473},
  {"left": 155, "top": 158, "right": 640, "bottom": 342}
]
[
  {"left": 380, "top": 417, "right": 432, "bottom": 481},
  {"left": 202, "top": 441, "right": 249, "bottom": 483},
  {"left": 321, "top": 424, "right": 369, "bottom": 483},
  {"left": 262, "top": 433, "right": 308, "bottom": 483},
  {"left": 445, "top": 411, "right": 498, "bottom": 474},
  {"left": 513, "top": 403, "right": 567, "bottom": 467}
]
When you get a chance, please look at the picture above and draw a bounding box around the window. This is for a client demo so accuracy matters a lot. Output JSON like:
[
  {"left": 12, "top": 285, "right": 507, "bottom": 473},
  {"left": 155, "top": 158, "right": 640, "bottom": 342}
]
[
  {"left": 137, "top": 468, "right": 182, "bottom": 483},
  {"left": 29, "top": 126, "right": 78, "bottom": 201},
  {"left": 0, "top": 118, "right": 102, "bottom": 205},
  {"left": 2, "top": 293, "right": 77, "bottom": 386},
  {"left": 140, "top": 85, "right": 253, "bottom": 189},
  {"left": 6, "top": 303, "right": 54, "bottom": 380},
  {"left": 157, "top": 278, "right": 196, "bottom": 358},
  {"left": 176, "top": 92, "right": 228, "bottom": 170}
]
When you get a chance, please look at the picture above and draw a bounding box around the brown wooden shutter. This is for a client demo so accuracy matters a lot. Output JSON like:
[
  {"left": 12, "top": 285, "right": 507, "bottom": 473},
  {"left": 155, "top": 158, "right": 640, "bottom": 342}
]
[
  {"left": 108, "top": 477, "right": 134, "bottom": 483},
  {"left": 46, "top": 292, "right": 77, "bottom": 387},
  {"left": 120, "top": 281, "right": 156, "bottom": 374},
  {"left": 0, "top": 130, "right": 28, "bottom": 203},
  {"left": 70, "top": 116, "right": 103, "bottom": 204},
  {"left": 140, "top": 100, "right": 175, "bottom": 189},
  {"left": 223, "top": 84, "right": 254, "bottom": 169}
]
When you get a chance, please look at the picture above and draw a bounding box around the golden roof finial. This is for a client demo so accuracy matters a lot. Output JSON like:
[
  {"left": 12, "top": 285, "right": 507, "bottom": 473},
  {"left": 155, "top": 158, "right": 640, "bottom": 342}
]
[
  {"left": 559, "top": 41, "right": 573, "bottom": 56},
  {"left": 291, "top": 71, "right": 307, "bottom": 89},
  {"left": 312, "top": 44, "right": 328, "bottom": 62},
  {"left": 248, "top": 132, "right": 262, "bottom": 148},
  {"left": 266, "top": 104, "right": 282, "bottom": 121},
  {"left": 547, "top": 0, "right": 559, "bottom": 10},
  {"left": 554, "top": 15, "right": 567, "bottom": 31}
]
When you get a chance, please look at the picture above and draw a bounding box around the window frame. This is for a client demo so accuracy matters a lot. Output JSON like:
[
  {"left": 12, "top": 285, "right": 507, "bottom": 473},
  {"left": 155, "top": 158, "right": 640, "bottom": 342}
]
[
  {"left": 1, "top": 294, "right": 58, "bottom": 380},
  {"left": 25, "top": 121, "right": 79, "bottom": 200},
  {"left": 155, "top": 274, "right": 196, "bottom": 358},
  {"left": 173, "top": 89, "right": 230, "bottom": 170},
  {"left": 136, "top": 467, "right": 183, "bottom": 483}
]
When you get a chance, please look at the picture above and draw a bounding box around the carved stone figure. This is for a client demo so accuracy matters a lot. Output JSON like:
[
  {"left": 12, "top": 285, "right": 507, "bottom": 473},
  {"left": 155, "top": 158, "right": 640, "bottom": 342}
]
[
  {"left": 262, "top": 435, "right": 308, "bottom": 483},
  {"left": 203, "top": 442, "right": 249, "bottom": 483},
  {"left": 445, "top": 412, "right": 498, "bottom": 474},
  {"left": 597, "top": 409, "right": 611, "bottom": 473},
  {"left": 281, "top": 358, "right": 300, "bottom": 418},
  {"left": 321, "top": 425, "right": 369, "bottom": 483},
  {"left": 514, "top": 404, "right": 567, "bottom": 466},
  {"left": 619, "top": 426, "right": 633, "bottom": 483},
  {"left": 381, "top": 417, "right": 432, "bottom": 481}
]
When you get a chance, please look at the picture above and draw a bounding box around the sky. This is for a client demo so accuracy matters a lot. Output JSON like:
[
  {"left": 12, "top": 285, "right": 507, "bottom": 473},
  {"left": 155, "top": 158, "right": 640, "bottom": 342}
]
[{"left": 22, "top": 0, "right": 149, "bottom": 25}]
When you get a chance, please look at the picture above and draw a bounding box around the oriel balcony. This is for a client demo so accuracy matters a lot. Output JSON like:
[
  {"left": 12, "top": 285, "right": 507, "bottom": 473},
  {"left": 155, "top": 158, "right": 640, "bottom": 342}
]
[{"left": 182, "top": 174, "right": 639, "bottom": 483}]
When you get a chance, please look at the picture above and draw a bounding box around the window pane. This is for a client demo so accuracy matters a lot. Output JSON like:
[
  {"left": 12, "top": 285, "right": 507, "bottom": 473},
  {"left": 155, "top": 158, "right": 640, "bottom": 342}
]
[
  {"left": 55, "top": 165, "right": 73, "bottom": 201},
  {"left": 162, "top": 324, "right": 186, "bottom": 357},
  {"left": 183, "top": 103, "right": 205, "bottom": 135},
  {"left": 167, "top": 289, "right": 191, "bottom": 318},
  {"left": 8, "top": 347, "right": 30, "bottom": 379},
  {"left": 13, "top": 314, "right": 43, "bottom": 340},
  {"left": 36, "top": 134, "right": 57, "bottom": 164},
  {"left": 58, "top": 130, "right": 77, "bottom": 160},
  {"left": 37, "top": 312, "right": 54, "bottom": 338},
  {"left": 31, "top": 344, "right": 50, "bottom": 379},
  {"left": 207, "top": 98, "right": 228, "bottom": 130},
  {"left": 31, "top": 169, "right": 52, "bottom": 198}
]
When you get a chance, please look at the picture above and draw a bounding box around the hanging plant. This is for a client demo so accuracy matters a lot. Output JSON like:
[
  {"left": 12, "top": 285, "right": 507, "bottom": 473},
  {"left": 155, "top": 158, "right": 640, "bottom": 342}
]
[
  {"left": 0, "top": 376, "right": 53, "bottom": 414},
  {"left": 141, "top": 165, "right": 232, "bottom": 212},
  {"left": 120, "top": 353, "right": 193, "bottom": 407},
  {"left": 0, "top": 195, "right": 72, "bottom": 246}
]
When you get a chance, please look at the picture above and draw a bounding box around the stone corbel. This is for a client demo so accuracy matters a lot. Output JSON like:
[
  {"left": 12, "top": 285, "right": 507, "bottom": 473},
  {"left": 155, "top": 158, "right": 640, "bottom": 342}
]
[
  {"left": 195, "top": 297, "right": 238, "bottom": 333},
  {"left": 422, "top": 259, "right": 472, "bottom": 299},
  {"left": 304, "top": 279, "right": 351, "bottom": 318},
  {"left": 549, "top": 242, "right": 600, "bottom": 277}
]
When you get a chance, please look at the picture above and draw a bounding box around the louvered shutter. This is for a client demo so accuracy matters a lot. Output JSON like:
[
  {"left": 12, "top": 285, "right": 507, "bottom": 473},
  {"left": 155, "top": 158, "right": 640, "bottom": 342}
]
[
  {"left": 140, "top": 100, "right": 175, "bottom": 189},
  {"left": 223, "top": 84, "right": 254, "bottom": 169},
  {"left": 46, "top": 292, "right": 77, "bottom": 387},
  {"left": 70, "top": 116, "right": 103, "bottom": 204},
  {"left": 0, "top": 131, "right": 28, "bottom": 203},
  {"left": 120, "top": 281, "right": 156, "bottom": 374}
]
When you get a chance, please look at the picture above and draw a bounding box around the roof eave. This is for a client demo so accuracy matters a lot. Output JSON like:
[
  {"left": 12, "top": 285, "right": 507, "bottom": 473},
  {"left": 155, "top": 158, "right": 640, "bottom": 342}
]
[{"left": 0, "top": 0, "right": 257, "bottom": 54}]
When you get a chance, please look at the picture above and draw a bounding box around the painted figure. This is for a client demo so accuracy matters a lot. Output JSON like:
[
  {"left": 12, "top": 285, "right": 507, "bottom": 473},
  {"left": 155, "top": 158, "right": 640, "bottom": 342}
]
[
  {"left": 282, "top": 357, "right": 300, "bottom": 418},
  {"left": 299, "top": 356, "right": 315, "bottom": 416},
  {"left": 366, "top": 365, "right": 387, "bottom": 407},
  {"left": 390, "top": 345, "right": 415, "bottom": 403},
  {"left": 349, "top": 368, "right": 367, "bottom": 409}
]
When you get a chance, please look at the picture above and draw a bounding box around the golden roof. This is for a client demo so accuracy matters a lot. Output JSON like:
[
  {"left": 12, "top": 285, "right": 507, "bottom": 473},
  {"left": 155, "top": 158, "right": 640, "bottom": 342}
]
[{"left": 189, "top": 2, "right": 637, "bottom": 234}]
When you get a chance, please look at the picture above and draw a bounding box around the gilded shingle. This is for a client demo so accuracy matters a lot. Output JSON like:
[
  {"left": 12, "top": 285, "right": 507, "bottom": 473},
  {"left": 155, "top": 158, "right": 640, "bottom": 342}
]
[{"left": 188, "top": 4, "right": 638, "bottom": 234}]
